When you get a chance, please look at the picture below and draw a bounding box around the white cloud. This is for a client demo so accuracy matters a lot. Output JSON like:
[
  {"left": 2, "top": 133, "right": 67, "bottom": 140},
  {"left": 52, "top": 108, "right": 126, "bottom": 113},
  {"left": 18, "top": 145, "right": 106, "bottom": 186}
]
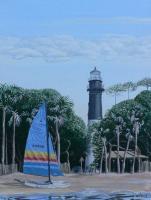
[{"left": 0, "top": 35, "right": 151, "bottom": 63}]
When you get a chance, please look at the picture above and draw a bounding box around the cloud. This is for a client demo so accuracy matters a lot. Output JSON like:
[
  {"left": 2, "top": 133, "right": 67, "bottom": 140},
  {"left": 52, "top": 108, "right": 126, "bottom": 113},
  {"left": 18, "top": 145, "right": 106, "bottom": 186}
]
[{"left": 0, "top": 35, "right": 151, "bottom": 63}]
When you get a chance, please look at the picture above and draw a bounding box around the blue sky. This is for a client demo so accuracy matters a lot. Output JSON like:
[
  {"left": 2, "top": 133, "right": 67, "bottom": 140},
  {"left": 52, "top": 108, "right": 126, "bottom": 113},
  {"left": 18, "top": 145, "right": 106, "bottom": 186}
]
[{"left": 0, "top": 0, "right": 151, "bottom": 122}]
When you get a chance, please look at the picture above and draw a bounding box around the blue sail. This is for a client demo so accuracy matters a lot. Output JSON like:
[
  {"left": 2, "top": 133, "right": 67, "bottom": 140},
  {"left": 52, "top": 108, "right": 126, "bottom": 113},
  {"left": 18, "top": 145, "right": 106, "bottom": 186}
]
[{"left": 23, "top": 103, "right": 63, "bottom": 176}]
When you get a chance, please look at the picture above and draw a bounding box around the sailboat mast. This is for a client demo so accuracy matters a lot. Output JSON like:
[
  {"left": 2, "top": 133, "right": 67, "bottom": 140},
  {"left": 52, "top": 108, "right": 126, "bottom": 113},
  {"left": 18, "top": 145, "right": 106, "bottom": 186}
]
[{"left": 45, "top": 102, "right": 52, "bottom": 184}]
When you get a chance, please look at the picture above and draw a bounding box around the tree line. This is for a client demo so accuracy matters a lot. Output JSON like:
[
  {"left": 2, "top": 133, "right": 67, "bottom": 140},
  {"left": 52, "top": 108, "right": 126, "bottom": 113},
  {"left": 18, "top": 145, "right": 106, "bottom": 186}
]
[
  {"left": 92, "top": 90, "right": 151, "bottom": 173},
  {"left": 0, "top": 84, "right": 87, "bottom": 173}
]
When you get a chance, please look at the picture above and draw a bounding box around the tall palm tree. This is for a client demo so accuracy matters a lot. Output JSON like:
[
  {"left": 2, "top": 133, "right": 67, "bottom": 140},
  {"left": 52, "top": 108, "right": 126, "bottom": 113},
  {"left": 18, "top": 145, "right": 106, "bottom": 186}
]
[
  {"left": 0, "top": 84, "right": 14, "bottom": 174},
  {"left": 122, "top": 129, "right": 133, "bottom": 173},
  {"left": 132, "top": 121, "right": 140, "bottom": 174},
  {"left": 116, "top": 125, "right": 120, "bottom": 173},
  {"left": 106, "top": 84, "right": 125, "bottom": 105},
  {"left": 108, "top": 143, "right": 112, "bottom": 173},
  {"left": 54, "top": 116, "right": 64, "bottom": 164},
  {"left": 1, "top": 106, "right": 6, "bottom": 174},
  {"left": 8, "top": 111, "right": 21, "bottom": 171},
  {"left": 47, "top": 96, "right": 73, "bottom": 164},
  {"left": 99, "top": 146, "right": 104, "bottom": 174},
  {"left": 115, "top": 116, "right": 124, "bottom": 174},
  {"left": 137, "top": 77, "right": 151, "bottom": 90},
  {"left": 122, "top": 82, "right": 137, "bottom": 100},
  {"left": 102, "top": 137, "right": 108, "bottom": 173},
  {"left": 0, "top": 105, "right": 11, "bottom": 174},
  {"left": 65, "top": 140, "right": 71, "bottom": 173}
]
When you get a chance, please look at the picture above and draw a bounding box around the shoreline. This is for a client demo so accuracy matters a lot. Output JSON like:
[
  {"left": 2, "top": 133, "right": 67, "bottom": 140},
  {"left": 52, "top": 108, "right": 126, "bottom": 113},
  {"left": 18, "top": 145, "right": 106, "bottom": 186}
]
[{"left": 0, "top": 172, "right": 151, "bottom": 195}]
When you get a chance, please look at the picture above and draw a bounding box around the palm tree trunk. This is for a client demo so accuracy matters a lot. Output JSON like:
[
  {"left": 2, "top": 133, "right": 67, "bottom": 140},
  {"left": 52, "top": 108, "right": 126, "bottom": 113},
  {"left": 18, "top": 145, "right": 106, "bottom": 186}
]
[
  {"left": 104, "top": 145, "right": 108, "bottom": 173},
  {"left": 12, "top": 112, "right": 16, "bottom": 171},
  {"left": 108, "top": 144, "right": 112, "bottom": 172},
  {"left": 132, "top": 129, "right": 138, "bottom": 174},
  {"left": 55, "top": 121, "right": 60, "bottom": 164},
  {"left": 99, "top": 147, "right": 104, "bottom": 174},
  {"left": 5, "top": 132, "right": 8, "bottom": 166},
  {"left": 117, "top": 130, "right": 120, "bottom": 173},
  {"left": 122, "top": 136, "right": 130, "bottom": 173},
  {"left": 103, "top": 140, "right": 108, "bottom": 173},
  {"left": 2, "top": 107, "right": 6, "bottom": 174},
  {"left": 128, "top": 88, "right": 130, "bottom": 100},
  {"left": 66, "top": 151, "right": 70, "bottom": 173},
  {"left": 138, "top": 157, "right": 141, "bottom": 173},
  {"left": 66, "top": 140, "right": 71, "bottom": 173},
  {"left": 115, "top": 94, "right": 117, "bottom": 105},
  {"left": 80, "top": 158, "right": 83, "bottom": 173}
]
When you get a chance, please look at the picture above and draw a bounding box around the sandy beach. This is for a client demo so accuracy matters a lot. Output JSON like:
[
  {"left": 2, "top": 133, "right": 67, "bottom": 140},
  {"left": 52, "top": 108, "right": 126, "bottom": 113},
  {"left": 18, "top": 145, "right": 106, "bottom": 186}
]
[{"left": 0, "top": 172, "right": 151, "bottom": 195}]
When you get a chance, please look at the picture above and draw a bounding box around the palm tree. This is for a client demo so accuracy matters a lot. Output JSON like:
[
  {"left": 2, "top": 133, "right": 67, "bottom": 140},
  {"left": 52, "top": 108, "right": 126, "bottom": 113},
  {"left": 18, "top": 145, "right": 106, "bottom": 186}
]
[
  {"left": 102, "top": 137, "right": 108, "bottom": 173},
  {"left": 0, "top": 105, "right": 12, "bottom": 174},
  {"left": 129, "top": 108, "right": 142, "bottom": 174},
  {"left": 106, "top": 84, "right": 125, "bottom": 105},
  {"left": 0, "top": 84, "right": 14, "bottom": 174},
  {"left": 65, "top": 140, "right": 71, "bottom": 173},
  {"left": 8, "top": 111, "right": 21, "bottom": 171},
  {"left": 5, "top": 129, "right": 8, "bottom": 166},
  {"left": 115, "top": 116, "right": 124, "bottom": 173},
  {"left": 132, "top": 120, "right": 140, "bottom": 174},
  {"left": 47, "top": 96, "right": 73, "bottom": 164},
  {"left": 108, "top": 143, "right": 112, "bottom": 173},
  {"left": 1, "top": 106, "right": 6, "bottom": 174},
  {"left": 54, "top": 116, "right": 64, "bottom": 164},
  {"left": 99, "top": 146, "right": 104, "bottom": 174},
  {"left": 47, "top": 115, "right": 63, "bottom": 165},
  {"left": 122, "top": 129, "right": 133, "bottom": 173},
  {"left": 116, "top": 125, "right": 120, "bottom": 173},
  {"left": 122, "top": 82, "right": 137, "bottom": 100},
  {"left": 137, "top": 78, "right": 151, "bottom": 90}
]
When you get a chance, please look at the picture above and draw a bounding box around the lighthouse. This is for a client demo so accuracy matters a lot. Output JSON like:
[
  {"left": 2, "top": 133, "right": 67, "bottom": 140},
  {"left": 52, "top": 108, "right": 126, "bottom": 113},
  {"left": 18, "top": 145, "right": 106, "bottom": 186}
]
[{"left": 86, "top": 67, "right": 104, "bottom": 166}]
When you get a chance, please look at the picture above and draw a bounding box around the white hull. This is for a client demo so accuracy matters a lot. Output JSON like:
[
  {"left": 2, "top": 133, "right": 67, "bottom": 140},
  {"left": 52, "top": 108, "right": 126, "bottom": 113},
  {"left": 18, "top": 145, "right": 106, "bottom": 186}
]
[{"left": 24, "top": 180, "right": 70, "bottom": 188}]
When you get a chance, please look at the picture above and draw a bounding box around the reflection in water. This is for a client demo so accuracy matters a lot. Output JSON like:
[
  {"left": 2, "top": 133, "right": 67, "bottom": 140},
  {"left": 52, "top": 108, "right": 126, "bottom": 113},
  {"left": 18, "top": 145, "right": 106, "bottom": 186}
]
[{"left": 1, "top": 192, "right": 151, "bottom": 200}]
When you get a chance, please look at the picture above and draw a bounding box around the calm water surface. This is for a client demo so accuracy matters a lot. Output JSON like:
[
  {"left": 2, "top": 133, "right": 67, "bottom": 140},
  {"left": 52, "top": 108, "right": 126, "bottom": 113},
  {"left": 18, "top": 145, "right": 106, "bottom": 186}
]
[{"left": 1, "top": 191, "right": 151, "bottom": 200}]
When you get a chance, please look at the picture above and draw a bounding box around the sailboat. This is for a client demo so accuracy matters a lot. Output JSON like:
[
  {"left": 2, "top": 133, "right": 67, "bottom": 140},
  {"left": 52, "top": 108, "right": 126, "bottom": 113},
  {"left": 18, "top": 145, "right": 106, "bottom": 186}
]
[{"left": 22, "top": 103, "right": 68, "bottom": 188}]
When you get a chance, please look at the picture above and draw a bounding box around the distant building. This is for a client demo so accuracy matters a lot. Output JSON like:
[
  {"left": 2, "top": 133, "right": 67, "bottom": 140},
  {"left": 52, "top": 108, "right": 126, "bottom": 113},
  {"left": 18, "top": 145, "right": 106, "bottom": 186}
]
[{"left": 86, "top": 67, "right": 104, "bottom": 166}]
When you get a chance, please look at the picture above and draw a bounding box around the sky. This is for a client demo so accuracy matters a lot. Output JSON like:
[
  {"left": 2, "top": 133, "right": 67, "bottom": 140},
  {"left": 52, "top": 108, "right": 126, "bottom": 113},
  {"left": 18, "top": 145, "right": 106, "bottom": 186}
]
[{"left": 0, "top": 0, "right": 151, "bottom": 122}]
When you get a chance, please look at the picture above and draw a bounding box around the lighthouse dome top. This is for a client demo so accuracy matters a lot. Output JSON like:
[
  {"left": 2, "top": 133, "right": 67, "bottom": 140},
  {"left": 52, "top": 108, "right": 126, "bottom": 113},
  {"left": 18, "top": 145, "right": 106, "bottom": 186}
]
[{"left": 89, "top": 67, "right": 101, "bottom": 81}]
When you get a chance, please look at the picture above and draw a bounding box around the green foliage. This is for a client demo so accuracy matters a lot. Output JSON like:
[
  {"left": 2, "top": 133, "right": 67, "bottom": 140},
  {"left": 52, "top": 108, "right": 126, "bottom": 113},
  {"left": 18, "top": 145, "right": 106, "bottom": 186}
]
[
  {"left": 105, "top": 100, "right": 145, "bottom": 151},
  {"left": 92, "top": 123, "right": 103, "bottom": 167},
  {"left": 135, "top": 91, "right": 151, "bottom": 157},
  {"left": 92, "top": 90, "right": 151, "bottom": 163},
  {"left": 0, "top": 84, "right": 87, "bottom": 168},
  {"left": 60, "top": 113, "right": 87, "bottom": 167},
  {"left": 135, "top": 90, "right": 151, "bottom": 110},
  {"left": 91, "top": 121, "right": 110, "bottom": 167}
]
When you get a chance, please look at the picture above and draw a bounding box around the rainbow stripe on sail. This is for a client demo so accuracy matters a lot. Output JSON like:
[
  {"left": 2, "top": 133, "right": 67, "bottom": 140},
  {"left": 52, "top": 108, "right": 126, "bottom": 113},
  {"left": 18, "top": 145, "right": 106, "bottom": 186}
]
[{"left": 24, "top": 151, "right": 57, "bottom": 163}]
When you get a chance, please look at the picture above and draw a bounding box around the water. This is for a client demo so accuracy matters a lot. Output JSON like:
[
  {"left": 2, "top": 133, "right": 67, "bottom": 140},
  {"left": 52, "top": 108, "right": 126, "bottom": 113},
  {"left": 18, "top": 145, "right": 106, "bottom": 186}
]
[{"left": 1, "top": 191, "right": 151, "bottom": 200}]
